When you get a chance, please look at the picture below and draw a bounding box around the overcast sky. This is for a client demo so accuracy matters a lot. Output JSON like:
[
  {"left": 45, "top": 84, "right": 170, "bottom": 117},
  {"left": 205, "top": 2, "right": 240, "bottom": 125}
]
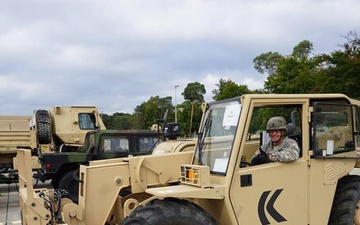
[{"left": 0, "top": 0, "right": 359, "bottom": 115}]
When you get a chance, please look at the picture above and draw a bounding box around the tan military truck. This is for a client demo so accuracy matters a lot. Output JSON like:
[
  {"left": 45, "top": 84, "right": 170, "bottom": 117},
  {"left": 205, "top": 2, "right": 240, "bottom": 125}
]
[
  {"left": 0, "top": 115, "right": 32, "bottom": 183},
  {"left": 0, "top": 106, "right": 105, "bottom": 184},
  {"left": 30, "top": 106, "right": 106, "bottom": 153},
  {"left": 17, "top": 93, "right": 360, "bottom": 225}
]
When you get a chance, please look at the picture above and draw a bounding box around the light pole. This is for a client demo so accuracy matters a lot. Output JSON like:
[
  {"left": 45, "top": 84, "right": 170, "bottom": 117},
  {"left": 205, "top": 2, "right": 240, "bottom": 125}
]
[{"left": 175, "top": 85, "right": 179, "bottom": 123}]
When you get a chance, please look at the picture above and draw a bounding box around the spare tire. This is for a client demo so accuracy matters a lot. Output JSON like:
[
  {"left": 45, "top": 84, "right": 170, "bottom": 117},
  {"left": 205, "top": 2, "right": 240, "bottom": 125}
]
[{"left": 35, "top": 110, "right": 52, "bottom": 144}]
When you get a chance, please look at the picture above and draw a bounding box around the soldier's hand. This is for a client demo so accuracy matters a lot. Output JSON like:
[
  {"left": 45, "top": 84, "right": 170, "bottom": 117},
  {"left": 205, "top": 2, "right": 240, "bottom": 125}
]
[
  {"left": 251, "top": 148, "right": 269, "bottom": 165},
  {"left": 258, "top": 149, "right": 269, "bottom": 163}
]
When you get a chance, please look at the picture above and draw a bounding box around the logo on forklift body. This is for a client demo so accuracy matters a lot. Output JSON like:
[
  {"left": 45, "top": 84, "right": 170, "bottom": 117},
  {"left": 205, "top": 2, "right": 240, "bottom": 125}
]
[{"left": 258, "top": 189, "right": 286, "bottom": 225}]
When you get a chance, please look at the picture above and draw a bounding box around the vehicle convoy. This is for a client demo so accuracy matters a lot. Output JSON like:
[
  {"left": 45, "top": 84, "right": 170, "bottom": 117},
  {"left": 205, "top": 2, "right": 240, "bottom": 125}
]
[
  {"left": 0, "top": 106, "right": 105, "bottom": 184},
  {"left": 36, "top": 129, "right": 162, "bottom": 201},
  {"left": 37, "top": 119, "right": 195, "bottom": 202},
  {"left": 18, "top": 93, "right": 360, "bottom": 225}
]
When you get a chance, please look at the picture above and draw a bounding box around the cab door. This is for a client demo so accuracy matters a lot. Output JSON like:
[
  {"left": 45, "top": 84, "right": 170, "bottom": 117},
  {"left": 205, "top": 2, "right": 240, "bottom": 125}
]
[
  {"left": 229, "top": 100, "right": 309, "bottom": 225},
  {"left": 231, "top": 159, "right": 308, "bottom": 224}
]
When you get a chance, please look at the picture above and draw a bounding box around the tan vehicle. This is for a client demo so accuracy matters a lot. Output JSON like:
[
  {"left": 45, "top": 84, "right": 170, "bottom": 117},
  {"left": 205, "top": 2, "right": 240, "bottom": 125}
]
[
  {"left": 0, "top": 115, "right": 32, "bottom": 182},
  {"left": 0, "top": 115, "right": 31, "bottom": 165},
  {"left": 30, "top": 106, "right": 105, "bottom": 153},
  {"left": 152, "top": 122, "right": 196, "bottom": 154},
  {"left": 0, "top": 106, "right": 105, "bottom": 184},
  {"left": 18, "top": 94, "right": 360, "bottom": 225},
  {"left": 151, "top": 138, "right": 195, "bottom": 154}
]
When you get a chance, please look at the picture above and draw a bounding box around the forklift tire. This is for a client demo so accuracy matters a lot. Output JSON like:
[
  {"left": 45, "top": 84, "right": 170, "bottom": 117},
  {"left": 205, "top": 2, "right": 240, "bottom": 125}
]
[
  {"left": 121, "top": 198, "right": 216, "bottom": 225},
  {"left": 58, "top": 170, "right": 79, "bottom": 203},
  {"left": 328, "top": 175, "right": 360, "bottom": 225},
  {"left": 36, "top": 110, "right": 52, "bottom": 144}
]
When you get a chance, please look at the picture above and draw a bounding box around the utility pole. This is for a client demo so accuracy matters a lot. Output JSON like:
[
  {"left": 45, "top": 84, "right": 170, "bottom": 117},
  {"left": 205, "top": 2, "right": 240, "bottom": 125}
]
[{"left": 175, "top": 85, "right": 179, "bottom": 123}]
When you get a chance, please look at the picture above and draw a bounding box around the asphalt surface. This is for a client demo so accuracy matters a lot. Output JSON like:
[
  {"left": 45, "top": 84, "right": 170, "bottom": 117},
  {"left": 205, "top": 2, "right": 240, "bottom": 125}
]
[
  {"left": 0, "top": 181, "right": 52, "bottom": 225},
  {"left": 0, "top": 183, "right": 21, "bottom": 225}
]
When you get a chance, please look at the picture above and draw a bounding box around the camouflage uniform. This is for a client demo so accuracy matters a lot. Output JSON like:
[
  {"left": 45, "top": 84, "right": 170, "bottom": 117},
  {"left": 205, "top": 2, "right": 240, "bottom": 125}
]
[
  {"left": 251, "top": 116, "right": 300, "bottom": 165},
  {"left": 260, "top": 136, "right": 299, "bottom": 162}
]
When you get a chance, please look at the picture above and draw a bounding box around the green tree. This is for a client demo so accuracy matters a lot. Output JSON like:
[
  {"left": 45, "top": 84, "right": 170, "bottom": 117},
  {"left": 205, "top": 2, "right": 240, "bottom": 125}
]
[
  {"left": 254, "top": 40, "right": 320, "bottom": 94},
  {"left": 133, "top": 96, "right": 174, "bottom": 130},
  {"left": 100, "top": 113, "right": 113, "bottom": 129},
  {"left": 253, "top": 51, "right": 283, "bottom": 75},
  {"left": 212, "top": 78, "right": 252, "bottom": 100},
  {"left": 316, "top": 31, "right": 360, "bottom": 98},
  {"left": 176, "top": 100, "right": 202, "bottom": 137},
  {"left": 182, "top": 82, "right": 206, "bottom": 136},
  {"left": 112, "top": 112, "right": 133, "bottom": 129}
]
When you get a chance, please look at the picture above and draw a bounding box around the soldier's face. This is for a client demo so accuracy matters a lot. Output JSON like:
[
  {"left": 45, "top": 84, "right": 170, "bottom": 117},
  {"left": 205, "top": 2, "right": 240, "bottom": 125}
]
[{"left": 268, "top": 130, "right": 282, "bottom": 143}]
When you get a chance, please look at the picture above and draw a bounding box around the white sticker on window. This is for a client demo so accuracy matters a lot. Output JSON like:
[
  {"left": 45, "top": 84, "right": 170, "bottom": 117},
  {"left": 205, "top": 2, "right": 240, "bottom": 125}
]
[{"left": 222, "top": 104, "right": 241, "bottom": 127}]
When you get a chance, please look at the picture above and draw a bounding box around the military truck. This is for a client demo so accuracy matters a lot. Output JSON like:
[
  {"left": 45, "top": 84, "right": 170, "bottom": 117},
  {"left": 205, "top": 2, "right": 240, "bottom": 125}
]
[
  {"left": 0, "top": 115, "right": 32, "bottom": 183},
  {"left": 30, "top": 106, "right": 106, "bottom": 153},
  {"left": 18, "top": 93, "right": 360, "bottom": 225},
  {"left": 0, "top": 106, "right": 105, "bottom": 184}
]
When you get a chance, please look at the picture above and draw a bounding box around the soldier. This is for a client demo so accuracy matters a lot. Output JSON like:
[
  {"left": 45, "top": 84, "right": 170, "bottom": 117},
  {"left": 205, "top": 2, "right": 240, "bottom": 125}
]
[{"left": 251, "top": 116, "right": 300, "bottom": 165}]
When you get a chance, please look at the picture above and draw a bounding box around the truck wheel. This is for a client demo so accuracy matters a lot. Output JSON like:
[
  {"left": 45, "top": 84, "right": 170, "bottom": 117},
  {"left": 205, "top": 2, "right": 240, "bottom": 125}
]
[
  {"left": 329, "top": 175, "right": 360, "bottom": 225},
  {"left": 58, "top": 170, "right": 79, "bottom": 203},
  {"left": 36, "top": 110, "right": 52, "bottom": 144},
  {"left": 121, "top": 198, "right": 216, "bottom": 225}
]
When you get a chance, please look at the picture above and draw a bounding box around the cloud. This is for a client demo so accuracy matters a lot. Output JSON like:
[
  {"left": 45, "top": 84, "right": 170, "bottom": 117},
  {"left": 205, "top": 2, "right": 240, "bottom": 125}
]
[{"left": 0, "top": 0, "right": 359, "bottom": 115}]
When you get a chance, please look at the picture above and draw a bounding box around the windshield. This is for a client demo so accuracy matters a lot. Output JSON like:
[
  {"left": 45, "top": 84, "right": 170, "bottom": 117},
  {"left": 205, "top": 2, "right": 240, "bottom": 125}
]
[
  {"left": 79, "top": 113, "right": 97, "bottom": 129},
  {"left": 194, "top": 98, "right": 241, "bottom": 175}
]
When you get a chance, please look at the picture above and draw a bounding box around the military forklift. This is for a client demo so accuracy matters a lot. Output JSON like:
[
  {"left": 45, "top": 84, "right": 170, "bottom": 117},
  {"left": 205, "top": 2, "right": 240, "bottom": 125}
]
[{"left": 17, "top": 94, "right": 360, "bottom": 225}]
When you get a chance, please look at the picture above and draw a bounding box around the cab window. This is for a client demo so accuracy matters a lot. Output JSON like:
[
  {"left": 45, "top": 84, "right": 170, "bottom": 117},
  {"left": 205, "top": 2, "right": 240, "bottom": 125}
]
[
  {"left": 138, "top": 137, "right": 160, "bottom": 153},
  {"left": 103, "top": 137, "right": 129, "bottom": 152},
  {"left": 79, "top": 113, "right": 96, "bottom": 129}
]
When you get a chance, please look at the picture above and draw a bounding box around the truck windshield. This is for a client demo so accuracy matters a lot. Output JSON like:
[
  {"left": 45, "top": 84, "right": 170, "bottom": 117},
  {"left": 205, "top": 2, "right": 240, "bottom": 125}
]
[{"left": 194, "top": 98, "right": 241, "bottom": 175}]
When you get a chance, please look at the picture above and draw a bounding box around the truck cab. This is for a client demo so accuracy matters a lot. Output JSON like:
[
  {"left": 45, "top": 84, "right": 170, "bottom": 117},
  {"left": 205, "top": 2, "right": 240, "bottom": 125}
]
[{"left": 31, "top": 106, "right": 106, "bottom": 154}]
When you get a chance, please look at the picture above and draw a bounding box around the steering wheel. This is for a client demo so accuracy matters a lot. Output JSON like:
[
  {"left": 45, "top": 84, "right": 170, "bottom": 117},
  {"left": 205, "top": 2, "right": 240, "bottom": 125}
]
[{"left": 240, "top": 160, "right": 252, "bottom": 168}]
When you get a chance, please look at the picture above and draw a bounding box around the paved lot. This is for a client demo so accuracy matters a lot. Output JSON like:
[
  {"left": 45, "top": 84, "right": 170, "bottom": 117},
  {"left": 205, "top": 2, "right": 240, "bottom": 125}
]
[
  {"left": 0, "top": 183, "right": 22, "bottom": 225},
  {"left": 0, "top": 182, "right": 52, "bottom": 225}
]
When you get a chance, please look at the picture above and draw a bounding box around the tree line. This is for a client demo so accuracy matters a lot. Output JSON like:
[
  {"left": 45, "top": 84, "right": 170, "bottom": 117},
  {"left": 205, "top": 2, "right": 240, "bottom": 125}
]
[{"left": 102, "top": 30, "right": 360, "bottom": 137}]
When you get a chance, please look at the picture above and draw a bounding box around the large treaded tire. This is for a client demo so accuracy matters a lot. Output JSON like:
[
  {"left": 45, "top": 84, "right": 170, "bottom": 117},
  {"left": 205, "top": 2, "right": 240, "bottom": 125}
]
[
  {"left": 121, "top": 198, "right": 217, "bottom": 225},
  {"left": 58, "top": 170, "right": 79, "bottom": 203},
  {"left": 35, "top": 110, "right": 52, "bottom": 144},
  {"left": 328, "top": 175, "right": 360, "bottom": 225}
]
